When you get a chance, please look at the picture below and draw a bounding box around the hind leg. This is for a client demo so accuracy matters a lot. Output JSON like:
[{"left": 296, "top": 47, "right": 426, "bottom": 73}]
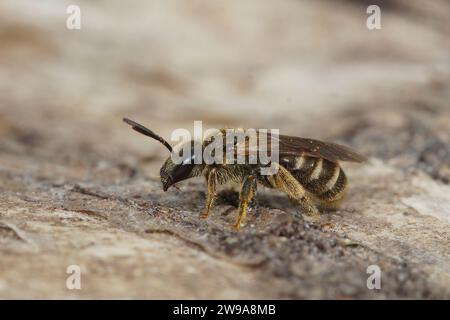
[
  {"left": 317, "top": 197, "right": 345, "bottom": 211},
  {"left": 268, "top": 165, "right": 320, "bottom": 220}
]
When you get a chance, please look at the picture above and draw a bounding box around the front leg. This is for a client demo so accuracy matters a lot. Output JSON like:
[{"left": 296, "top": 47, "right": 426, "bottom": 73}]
[
  {"left": 200, "top": 169, "right": 217, "bottom": 219},
  {"left": 234, "top": 174, "right": 257, "bottom": 230}
]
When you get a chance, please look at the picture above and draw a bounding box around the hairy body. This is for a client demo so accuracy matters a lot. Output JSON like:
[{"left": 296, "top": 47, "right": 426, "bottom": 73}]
[{"left": 124, "top": 118, "right": 366, "bottom": 230}]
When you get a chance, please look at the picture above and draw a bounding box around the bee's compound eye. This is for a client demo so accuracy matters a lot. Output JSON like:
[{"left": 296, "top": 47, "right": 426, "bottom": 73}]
[{"left": 170, "top": 163, "right": 195, "bottom": 185}]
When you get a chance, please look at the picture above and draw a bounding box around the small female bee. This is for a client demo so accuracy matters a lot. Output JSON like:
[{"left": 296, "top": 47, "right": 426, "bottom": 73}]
[{"left": 123, "top": 118, "right": 366, "bottom": 230}]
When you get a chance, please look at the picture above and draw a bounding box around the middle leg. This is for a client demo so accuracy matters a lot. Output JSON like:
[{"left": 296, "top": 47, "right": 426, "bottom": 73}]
[{"left": 234, "top": 174, "right": 257, "bottom": 230}]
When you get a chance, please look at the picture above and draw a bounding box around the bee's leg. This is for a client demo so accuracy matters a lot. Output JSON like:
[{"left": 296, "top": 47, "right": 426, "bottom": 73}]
[
  {"left": 269, "top": 165, "right": 320, "bottom": 220},
  {"left": 234, "top": 175, "right": 257, "bottom": 230},
  {"left": 317, "top": 197, "right": 345, "bottom": 211},
  {"left": 248, "top": 194, "right": 258, "bottom": 210},
  {"left": 200, "top": 169, "right": 217, "bottom": 219}
]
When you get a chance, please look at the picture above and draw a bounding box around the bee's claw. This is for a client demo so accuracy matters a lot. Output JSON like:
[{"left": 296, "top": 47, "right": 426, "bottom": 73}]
[
  {"left": 233, "top": 221, "right": 242, "bottom": 231},
  {"left": 199, "top": 211, "right": 209, "bottom": 219}
]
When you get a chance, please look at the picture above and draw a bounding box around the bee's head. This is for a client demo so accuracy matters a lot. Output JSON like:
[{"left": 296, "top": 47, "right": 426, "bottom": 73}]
[
  {"left": 160, "top": 141, "right": 200, "bottom": 191},
  {"left": 159, "top": 157, "right": 194, "bottom": 191},
  {"left": 123, "top": 118, "right": 202, "bottom": 191}
]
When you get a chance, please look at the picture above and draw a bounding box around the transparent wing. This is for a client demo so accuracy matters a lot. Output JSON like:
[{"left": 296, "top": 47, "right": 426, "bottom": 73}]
[{"left": 232, "top": 131, "right": 367, "bottom": 163}]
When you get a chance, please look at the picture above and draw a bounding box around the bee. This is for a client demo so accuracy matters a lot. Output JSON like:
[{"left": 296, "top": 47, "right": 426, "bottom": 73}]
[{"left": 123, "top": 118, "right": 367, "bottom": 230}]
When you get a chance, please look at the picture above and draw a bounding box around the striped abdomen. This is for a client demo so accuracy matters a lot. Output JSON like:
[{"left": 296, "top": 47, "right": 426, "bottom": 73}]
[{"left": 280, "top": 155, "right": 347, "bottom": 202}]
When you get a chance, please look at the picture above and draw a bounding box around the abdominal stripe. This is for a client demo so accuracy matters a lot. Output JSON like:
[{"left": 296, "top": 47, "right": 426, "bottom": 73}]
[{"left": 304, "top": 159, "right": 340, "bottom": 195}]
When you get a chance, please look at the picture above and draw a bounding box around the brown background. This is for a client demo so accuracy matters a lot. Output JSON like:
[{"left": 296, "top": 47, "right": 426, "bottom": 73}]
[{"left": 0, "top": 0, "right": 449, "bottom": 298}]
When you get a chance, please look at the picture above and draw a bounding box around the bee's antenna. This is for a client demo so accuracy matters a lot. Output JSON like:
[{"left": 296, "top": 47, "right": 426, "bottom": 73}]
[{"left": 123, "top": 118, "right": 173, "bottom": 152}]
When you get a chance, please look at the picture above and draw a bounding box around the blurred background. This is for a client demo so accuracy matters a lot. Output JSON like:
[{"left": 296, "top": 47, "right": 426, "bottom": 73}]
[
  {"left": 1, "top": 0, "right": 448, "bottom": 165},
  {"left": 0, "top": 0, "right": 449, "bottom": 299}
]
